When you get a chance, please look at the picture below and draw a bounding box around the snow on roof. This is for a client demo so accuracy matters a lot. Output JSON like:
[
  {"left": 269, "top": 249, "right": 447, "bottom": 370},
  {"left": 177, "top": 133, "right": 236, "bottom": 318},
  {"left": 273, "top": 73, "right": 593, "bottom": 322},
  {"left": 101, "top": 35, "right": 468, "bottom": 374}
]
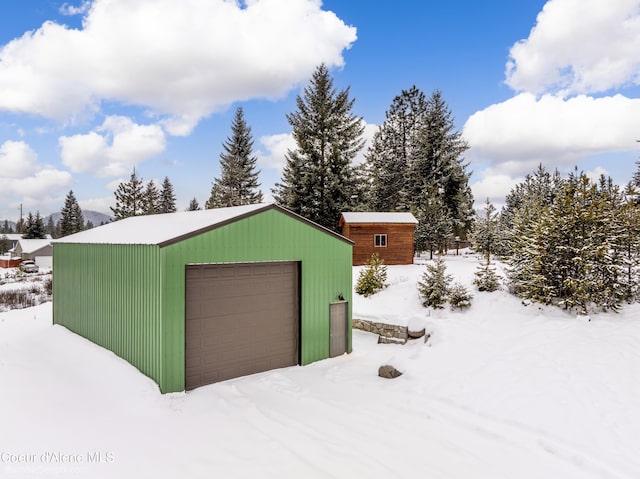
[
  {"left": 17, "top": 239, "right": 52, "bottom": 254},
  {"left": 340, "top": 212, "right": 418, "bottom": 224},
  {"left": 54, "top": 203, "right": 270, "bottom": 246}
]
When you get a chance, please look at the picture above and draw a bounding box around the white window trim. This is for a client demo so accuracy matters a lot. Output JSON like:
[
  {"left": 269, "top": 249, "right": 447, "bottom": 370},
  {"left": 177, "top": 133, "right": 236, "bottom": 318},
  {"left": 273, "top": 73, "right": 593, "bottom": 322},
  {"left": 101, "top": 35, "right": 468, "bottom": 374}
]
[{"left": 374, "top": 234, "right": 387, "bottom": 247}]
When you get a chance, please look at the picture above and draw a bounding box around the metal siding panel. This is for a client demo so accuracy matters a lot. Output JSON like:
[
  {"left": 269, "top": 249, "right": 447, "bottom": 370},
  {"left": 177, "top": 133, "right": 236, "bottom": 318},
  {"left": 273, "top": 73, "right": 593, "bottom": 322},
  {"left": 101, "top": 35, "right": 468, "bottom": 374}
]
[
  {"left": 53, "top": 243, "right": 163, "bottom": 389},
  {"left": 160, "top": 208, "right": 352, "bottom": 392}
]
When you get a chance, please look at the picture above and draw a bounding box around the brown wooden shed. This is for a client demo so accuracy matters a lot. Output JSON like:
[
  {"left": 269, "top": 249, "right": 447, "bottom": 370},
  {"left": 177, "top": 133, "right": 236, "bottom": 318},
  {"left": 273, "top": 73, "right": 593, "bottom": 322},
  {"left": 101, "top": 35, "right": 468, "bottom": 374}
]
[{"left": 339, "top": 212, "right": 418, "bottom": 266}]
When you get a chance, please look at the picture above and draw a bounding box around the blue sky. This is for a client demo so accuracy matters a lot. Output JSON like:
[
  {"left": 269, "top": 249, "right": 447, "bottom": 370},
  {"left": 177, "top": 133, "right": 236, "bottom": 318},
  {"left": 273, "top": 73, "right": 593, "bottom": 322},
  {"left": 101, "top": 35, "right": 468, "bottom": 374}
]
[{"left": 1, "top": 0, "right": 640, "bottom": 221}]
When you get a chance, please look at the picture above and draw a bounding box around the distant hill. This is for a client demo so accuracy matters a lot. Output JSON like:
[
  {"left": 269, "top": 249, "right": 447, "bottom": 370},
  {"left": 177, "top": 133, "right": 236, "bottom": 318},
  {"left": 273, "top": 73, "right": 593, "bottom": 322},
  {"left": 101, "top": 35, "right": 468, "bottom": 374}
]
[{"left": 45, "top": 210, "right": 112, "bottom": 228}]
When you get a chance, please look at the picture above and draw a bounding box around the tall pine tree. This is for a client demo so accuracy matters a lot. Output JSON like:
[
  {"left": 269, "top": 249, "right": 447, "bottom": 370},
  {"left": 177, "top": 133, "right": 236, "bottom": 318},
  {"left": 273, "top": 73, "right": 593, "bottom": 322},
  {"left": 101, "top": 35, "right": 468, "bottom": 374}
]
[
  {"left": 365, "top": 87, "right": 473, "bottom": 240},
  {"left": 159, "top": 176, "right": 177, "bottom": 213},
  {"left": 364, "top": 86, "right": 427, "bottom": 211},
  {"left": 111, "top": 168, "right": 144, "bottom": 220},
  {"left": 142, "top": 180, "right": 160, "bottom": 215},
  {"left": 59, "top": 190, "right": 85, "bottom": 237},
  {"left": 206, "top": 107, "right": 263, "bottom": 208},
  {"left": 273, "top": 64, "right": 365, "bottom": 231}
]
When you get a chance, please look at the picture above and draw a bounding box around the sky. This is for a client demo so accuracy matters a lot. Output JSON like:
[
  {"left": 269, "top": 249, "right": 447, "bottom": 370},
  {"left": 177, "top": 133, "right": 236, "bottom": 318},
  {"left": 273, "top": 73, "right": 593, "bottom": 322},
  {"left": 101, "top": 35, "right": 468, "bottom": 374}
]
[{"left": 1, "top": 0, "right": 640, "bottom": 221}]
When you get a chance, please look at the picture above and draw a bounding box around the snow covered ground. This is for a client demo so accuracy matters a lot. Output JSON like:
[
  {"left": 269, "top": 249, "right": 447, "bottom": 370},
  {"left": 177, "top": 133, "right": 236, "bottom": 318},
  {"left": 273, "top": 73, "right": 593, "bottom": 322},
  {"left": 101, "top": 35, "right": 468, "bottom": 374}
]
[{"left": 1, "top": 254, "right": 640, "bottom": 478}]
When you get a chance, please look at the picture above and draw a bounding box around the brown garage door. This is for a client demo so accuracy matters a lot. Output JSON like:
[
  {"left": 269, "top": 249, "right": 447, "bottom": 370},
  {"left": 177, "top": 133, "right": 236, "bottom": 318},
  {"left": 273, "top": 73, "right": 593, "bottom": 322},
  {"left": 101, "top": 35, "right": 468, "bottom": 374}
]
[{"left": 185, "top": 261, "right": 299, "bottom": 390}]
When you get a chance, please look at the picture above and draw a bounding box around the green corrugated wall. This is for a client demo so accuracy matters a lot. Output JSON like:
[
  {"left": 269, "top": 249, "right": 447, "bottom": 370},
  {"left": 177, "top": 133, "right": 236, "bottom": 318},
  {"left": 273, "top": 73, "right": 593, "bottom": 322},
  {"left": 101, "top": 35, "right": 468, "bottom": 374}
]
[
  {"left": 52, "top": 243, "right": 163, "bottom": 383},
  {"left": 53, "top": 208, "right": 352, "bottom": 393}
]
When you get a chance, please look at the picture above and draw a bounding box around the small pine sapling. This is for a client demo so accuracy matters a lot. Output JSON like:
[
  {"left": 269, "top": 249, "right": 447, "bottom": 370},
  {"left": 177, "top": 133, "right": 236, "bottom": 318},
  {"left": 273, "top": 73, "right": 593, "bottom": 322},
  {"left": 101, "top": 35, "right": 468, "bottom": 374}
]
[
  {"left": 355, "top": 253, "right": 388, "bottom": 297},
  {"left": 449, "top": 282, "right": 473, "bottom": 309},
  {"left": 418, "top": 256, "right": 452, "bottom": 308},
  {"left": 474, "top": 255, "right": 501, "bottom": 292}
]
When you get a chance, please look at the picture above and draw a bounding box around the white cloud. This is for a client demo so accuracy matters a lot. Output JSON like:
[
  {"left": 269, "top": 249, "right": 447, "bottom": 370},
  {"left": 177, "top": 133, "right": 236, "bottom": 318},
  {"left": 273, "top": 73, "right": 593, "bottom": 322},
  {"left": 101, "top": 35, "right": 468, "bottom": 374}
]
[
  {"left": 0, "top": 141, "right": 73, "bottom": 215},
  {"left": 584, "top": 166, "right": 609, "bottom": 183},
  {"left": 0, "top": 140, "right": 38, "bottom": 178},
  {"left": 257, "top": 133, "right": 296, "bottom": 172},
  {"left": 470, "top": 172, "right": 524, "bottom": 210},
  {"left": 79, "top": 196, "right": 113, "bottom": 215},
  {"left": 59, "top": 116, "right": 166, "bottom": 177},
  {"left": 0, "top": 0, "right": 357, "bottom": 133},
  {"left": 464, "top": 93, "right": 640, "bottom": 177},
  {"left": 506, "top": 0, "right": 640, "bottom": 95},
  {"left": 60, "top": 2, "right": 91, "bottom": 16}
]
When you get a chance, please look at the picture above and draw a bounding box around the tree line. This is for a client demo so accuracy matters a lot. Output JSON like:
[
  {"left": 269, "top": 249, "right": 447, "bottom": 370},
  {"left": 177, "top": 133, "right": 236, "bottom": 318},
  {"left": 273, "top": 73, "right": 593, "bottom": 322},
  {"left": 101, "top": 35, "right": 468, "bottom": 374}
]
[
  {"left": 110, "top": 64, "right": 473, "bottom": 248},
  {"left": 471, "top": 164, "right": 640, "bottom": 314}
]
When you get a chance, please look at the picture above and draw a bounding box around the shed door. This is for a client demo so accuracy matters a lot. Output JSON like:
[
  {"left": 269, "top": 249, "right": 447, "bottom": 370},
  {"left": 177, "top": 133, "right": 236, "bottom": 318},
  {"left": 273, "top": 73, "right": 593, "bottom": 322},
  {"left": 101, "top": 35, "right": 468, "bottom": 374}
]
[
  {"left": 329, "top": 301, "right": 348, "bottom": 357},
  {"left": 185, "top": 261, "right": 299, "bottom": 390}
]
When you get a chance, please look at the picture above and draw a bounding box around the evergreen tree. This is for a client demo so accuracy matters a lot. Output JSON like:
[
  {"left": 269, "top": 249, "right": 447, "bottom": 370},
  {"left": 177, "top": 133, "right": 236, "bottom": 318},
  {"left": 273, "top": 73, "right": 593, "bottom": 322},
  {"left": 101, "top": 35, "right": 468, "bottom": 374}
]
[
  {"left": 418, "top": 256, "right": 452, "bottom": 308},
  {"left": 364, "top": 86, "right": 427, "bottom": 211},
  {"left": 1, "top": 220, "right": 10, "bottom": 234},
  {"left": 206, "top": 107, "right": 263, "bottom": 208},
  {"left": 159, "top": 176, "right": 177, "bottom": 213},
  {"left": 111, "top": 168, "right": 145, "bottom": 220},
  {"left": 0, "top": 234, "right": 8, "bottom": 254},
  {"left": 186, "top": 197, "right": 201, "bottom": 211},
  {"left": 449, "top": 282, "right": 473, "bottom": 309},
  {"left": 142, "top": 180, "right": 161, "bottom": 215},
  {"left": 59, "top": 190, "right": 85, "bottom": 237},
  {"left": 273, "top": 64, "right": 365, "bottom": 231},
  {"left": 471, "top": 198, "right": 500, "bottom": 259},
  {"left": 411, "top": 90, "right": 473, "bottom": 236},
  {"left": 506, "top": 169, "right": 630, "bottom": 313},
  {"left": 474, "top": 255, "right": 501, "bottom": 292},
  {"left": 365, "top": 88, "right": 473, "bottom": 239},
  {"left": 414, "top": 182, "right": 453, "bottom": 259},
  {"left": 355, "top": 253, "right": 388, "bottom": 297},
  {"left": 46, "top": 216, "right": 56, "bottom": 238},
  {"left": 23, "top": 211, "right": 46, "bottom": 239},
  {"left": 85, "top": 221, "right": 94, "bottom": 230}
]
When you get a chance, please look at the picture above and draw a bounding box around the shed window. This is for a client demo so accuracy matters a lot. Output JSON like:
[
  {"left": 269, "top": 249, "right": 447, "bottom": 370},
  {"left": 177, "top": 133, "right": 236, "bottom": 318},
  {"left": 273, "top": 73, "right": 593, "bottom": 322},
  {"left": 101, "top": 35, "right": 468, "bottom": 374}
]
[{"left": 374, "top": 234, "right": 387, "bottom": 247}]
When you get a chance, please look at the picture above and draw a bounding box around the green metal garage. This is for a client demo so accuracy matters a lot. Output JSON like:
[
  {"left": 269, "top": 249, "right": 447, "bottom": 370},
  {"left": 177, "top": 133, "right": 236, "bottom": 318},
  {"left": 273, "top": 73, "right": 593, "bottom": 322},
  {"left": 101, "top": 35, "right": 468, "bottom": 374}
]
[{"left": 53, "top": 203, "right": 352, "bottom": 393}]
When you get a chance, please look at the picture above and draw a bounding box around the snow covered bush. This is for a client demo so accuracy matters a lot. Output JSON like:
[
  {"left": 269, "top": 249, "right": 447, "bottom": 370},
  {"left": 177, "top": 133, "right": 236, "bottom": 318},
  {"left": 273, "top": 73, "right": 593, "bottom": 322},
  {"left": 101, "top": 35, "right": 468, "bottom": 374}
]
[
  {"left": 355, "top": 253, "right": 388, "bottom": 297},
  {"left": 418, "top": 256, "right": 452, "bottom": 308},
  {"left": 449, "top": 282, "right": 472, "bottom": 309}
]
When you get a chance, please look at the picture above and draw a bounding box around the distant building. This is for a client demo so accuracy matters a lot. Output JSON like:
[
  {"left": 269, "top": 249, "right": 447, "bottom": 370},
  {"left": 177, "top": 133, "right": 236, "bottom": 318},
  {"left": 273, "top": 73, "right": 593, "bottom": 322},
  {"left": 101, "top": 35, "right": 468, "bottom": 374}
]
[{"left": 339, "top": 212, "right": 418, "bottom": 266}]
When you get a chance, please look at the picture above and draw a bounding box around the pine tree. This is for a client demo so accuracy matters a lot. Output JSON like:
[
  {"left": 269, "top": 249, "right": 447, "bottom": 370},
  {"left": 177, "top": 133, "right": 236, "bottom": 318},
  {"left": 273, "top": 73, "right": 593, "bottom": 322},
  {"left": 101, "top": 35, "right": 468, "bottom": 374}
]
[
  {"left": 23, "top": 211, "right": 46, "bottom": 239},
  {"left": 1, "top": 220, "right": 10, "bottom": 234},
  {"left": 59, "top": 190, "right": 85, "bottom": 237},
  {"left": 111, "top": 168, "right": 145, "bottom": 220},
  {"left": 364, "top": 86, "right": 427, "bottom": 211},
  {"left": 355, "top": 253, "right": 388, "bottom": 297},
  {"left": 273, "top": 64, "right": 365, "bottom": 231},
  {"left": 449, "top": 282, "right": 473, "bottom": 309},
  {"left": 85, "top": 221, "right": 94, "bottom": 230},
  {"left": 206, "top": 107, "right": 263, "bottom": 208},
  {"left": 418, "top": 256, "right": 452, "bottom": 308},
  {"left": 46, "top": 216, "right": 56, "bottom": 238},
  {"left": 474, "top": 255, "right": 501, "bottom": 292},
  {"left": 186, "top": 197, "right": 201, "bottom": 211},
  {"left": 410, "top": 90, "right": 473, "bottom": 237},
  {"left": 471, "top": 198, "right": 500, "bottom": 259},
  {"left": 142, "top": 180, "right": 160, "bottom": 215},
  {"left": 414, "top": 182, "right": 453, "bottom": 259},
  {"left": 0, "top": 234, "right": 8, "bottom": 254},
  {"left": 159, "top": 176, "right": 177, "bottom": 213}
]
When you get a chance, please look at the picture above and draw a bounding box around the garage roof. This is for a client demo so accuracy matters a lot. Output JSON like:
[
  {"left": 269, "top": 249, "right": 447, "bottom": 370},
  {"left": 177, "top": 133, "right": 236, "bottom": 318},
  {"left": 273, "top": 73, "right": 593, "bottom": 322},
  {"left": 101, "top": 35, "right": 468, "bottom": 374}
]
[
  {"left": 55, "top": 203, "right": 353, "bottom": 247},
  {"left": 340, "top": 212, "right": 418, "bottom": 224}
]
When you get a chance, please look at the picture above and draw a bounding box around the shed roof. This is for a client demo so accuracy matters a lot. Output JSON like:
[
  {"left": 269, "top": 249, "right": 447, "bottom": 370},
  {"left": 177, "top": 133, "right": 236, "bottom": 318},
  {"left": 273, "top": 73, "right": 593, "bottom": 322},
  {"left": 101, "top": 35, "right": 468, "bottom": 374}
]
[
  {"left": 340, "top": 212, "right": 418, "bottom": 224},
  {"left": 54, "top": 203, "right": 352, "bottom": 247}
]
